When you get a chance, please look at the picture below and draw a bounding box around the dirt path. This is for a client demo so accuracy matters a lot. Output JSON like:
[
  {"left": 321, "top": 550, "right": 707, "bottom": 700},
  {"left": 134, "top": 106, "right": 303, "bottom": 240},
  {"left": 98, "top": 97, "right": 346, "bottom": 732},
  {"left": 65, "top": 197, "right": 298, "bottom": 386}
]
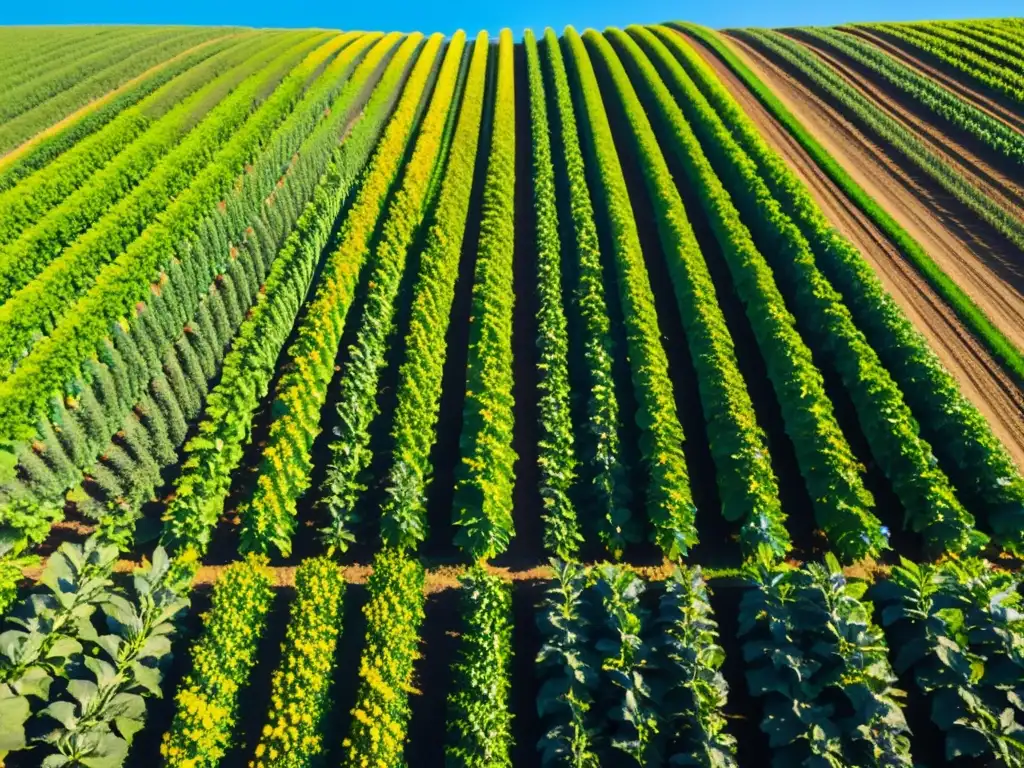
[
  {"left": 678, "top": 31, "right": 1024, "bottom": 468},
  {"left": 842, "top": 27, "right": 1024, "bottom": 136},
  {"left": 791, "top": 31, "right": 1024, "bottom": 210},
  {"left": 0, "top": 32, "right": 243, "bottom": 171}
]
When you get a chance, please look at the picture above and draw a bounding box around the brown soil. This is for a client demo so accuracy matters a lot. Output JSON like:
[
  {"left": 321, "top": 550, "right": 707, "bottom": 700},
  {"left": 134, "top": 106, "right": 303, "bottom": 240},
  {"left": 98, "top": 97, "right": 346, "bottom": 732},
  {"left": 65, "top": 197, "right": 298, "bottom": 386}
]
[
  {"left": 790, "top": 31, "right": 1024, "bottom": 209},
  {"left": 0, "top": 32, "right": 244, "bottom": 169},
  {"left": 843, "top": 27, "right": 1024, "bottom": 136},
  {"left": 681, "top": 31, "right": 1024, "bottom": 469}
]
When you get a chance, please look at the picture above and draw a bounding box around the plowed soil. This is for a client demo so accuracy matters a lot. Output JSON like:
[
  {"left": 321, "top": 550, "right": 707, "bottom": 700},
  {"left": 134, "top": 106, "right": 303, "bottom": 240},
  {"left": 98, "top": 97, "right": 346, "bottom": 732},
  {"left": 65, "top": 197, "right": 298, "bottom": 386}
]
[{"left": 677, "top": 30, "right": 1024, "bottom": 468}]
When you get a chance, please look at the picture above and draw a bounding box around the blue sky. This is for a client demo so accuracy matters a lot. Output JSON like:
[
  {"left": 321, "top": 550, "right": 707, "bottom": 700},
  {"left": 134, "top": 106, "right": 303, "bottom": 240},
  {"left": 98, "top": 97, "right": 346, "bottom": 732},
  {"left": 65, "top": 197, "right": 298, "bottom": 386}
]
[{"left": 1, "top": 0, "right": 1020, "bottom": 36}]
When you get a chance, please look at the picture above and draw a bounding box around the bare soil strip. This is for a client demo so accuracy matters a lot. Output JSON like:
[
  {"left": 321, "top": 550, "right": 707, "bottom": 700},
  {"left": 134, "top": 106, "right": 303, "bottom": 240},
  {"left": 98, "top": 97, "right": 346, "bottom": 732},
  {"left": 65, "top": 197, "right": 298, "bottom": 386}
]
[
  {"left": 843, "top": 27, "right": 1024, "bottom": 136},
  {"left": 679, "top": 31, "right": 1024, "bottom": 468}
]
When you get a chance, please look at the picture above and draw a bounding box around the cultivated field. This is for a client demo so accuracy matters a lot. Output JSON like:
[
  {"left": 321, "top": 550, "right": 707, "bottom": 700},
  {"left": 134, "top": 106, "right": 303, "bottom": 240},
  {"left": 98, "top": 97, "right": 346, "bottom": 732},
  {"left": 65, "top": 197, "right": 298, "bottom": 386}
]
[{"left": 1, "top": 18, "right": 1024, "bottom": 767}]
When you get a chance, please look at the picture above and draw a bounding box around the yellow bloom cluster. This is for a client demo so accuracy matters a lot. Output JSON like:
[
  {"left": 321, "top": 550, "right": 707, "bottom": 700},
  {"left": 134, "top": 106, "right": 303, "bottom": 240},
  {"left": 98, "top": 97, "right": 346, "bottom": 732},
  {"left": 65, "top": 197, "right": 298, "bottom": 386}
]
[
  {"left": 249, "top": 556, "right": 345, "bottom": 768},
  {"left": 342, "top": 549, "right": 425, "bottom": 767},
  {"left": 161, "top": 556, "right": 273, "bottom": 768}
]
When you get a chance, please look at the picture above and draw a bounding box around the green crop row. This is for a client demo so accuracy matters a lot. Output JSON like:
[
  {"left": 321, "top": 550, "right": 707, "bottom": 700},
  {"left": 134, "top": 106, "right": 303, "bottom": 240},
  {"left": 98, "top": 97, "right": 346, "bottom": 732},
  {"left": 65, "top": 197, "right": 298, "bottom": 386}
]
[
  {"left": 0, "top": 31, "right": 276, "bottom": 251},
  {"left": 239, "top": 34, "right": 440, "bottom": 557},
  {"left": 320, "top": 32, "right": 466, "bottom": 552},
  {"left": 0, "top": 32, "right": 332, "bottom": 377},
  {"left": 625, "top": 26, "right": 885, "bottom": 561},
  {"left": 564, "top": 26, "right": 695, "bottom": 560},
  {"left": 523, "top": 30, "right": 582, "bottom": 561},
  {"left": 661, "top": 24, "right": 1024, "bottom": 550},
  {"left": 379, "top": 32, "right": 490, "bottom": 550},
  {"left": 539, "top": 29, "right": 630, "bottom": 557},
  {"left": 161, "top": 556, "right": 274, "bottom": 768},
  {"left": 595, "top": 28, "right": 790, "bottom": 560},
  {"left": 630, "top": 29, "right": 980, "bottom": 557},
  {"left": 445, "top": 567, "right": 514, "bottom": 766},
  {"left": 451, "top": 28, "right": 518, "bottom": 562},
  {"left": 858, "top": 22, "right": 1024, "bottom": 105},
  {"left": 797, "top": 27, "right": 1024, "bottom": 167},
  {"left": 0, "top": 27, "right": 233, "bottom": 154},
  {"left": 160, "top": 32, "right": 410, "bottom": 556}
]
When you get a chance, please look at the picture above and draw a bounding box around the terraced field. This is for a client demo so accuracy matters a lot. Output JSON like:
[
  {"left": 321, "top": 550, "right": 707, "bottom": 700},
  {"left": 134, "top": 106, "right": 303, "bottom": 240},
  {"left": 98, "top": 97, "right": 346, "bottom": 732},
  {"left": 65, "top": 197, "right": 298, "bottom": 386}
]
[{"left": 1, "top": 19, "right": 1024, "bottom": 768}]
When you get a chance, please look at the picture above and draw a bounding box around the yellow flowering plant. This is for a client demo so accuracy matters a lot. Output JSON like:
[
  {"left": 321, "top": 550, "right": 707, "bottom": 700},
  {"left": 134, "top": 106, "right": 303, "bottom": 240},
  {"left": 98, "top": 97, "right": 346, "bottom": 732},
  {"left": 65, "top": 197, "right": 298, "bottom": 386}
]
[{"left": 161, "top": 555, "right": 274, "bottom": 767}]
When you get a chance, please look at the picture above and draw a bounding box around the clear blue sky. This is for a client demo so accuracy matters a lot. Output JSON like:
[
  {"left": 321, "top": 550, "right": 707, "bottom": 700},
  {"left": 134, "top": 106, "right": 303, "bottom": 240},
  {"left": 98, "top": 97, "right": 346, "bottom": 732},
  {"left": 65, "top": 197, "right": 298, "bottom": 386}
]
[{"left": 1, "top": 0, "right": 1020, "bottom": 37}]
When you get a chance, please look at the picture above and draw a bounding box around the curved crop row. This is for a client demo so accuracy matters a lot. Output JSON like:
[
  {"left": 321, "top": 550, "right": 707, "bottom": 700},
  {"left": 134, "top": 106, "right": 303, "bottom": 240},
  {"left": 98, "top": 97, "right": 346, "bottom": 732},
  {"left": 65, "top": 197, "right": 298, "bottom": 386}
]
[
  {"left": 159, "top": 32, "right": 411, "bottom": 556},
  {"left": 341, "top": 549, "right": 425, "bottom": 766},
  {"left": 797, "top": 26, "right": 1024, "bottom": 168},
  {"left": 445, "top": 568, "right": 514, "bottom": 767},
  {"left": 941, "top": 19, "right": 1024, "bottom": 62},
  {"left": 451, "top": 28, "right": 518, "bottom": 561},
  {"left": 740, "top": 553, "right": 913, "bottom": 766},
  {"left": 379, "top": 32, "right": 490, "bottom": 550},
  {"left": 563, "top": 26, "right": 695, "bottom": 560},
  {"left": 238, "top": 34, "right": 443, "bottom": 557},
  {"left": 539, "top": 29, "right": 630, "bottom": 557},
  {"left": 738, "top": 29, "right": 1024, "bottom": 253},
  {"left": 249, "top": 556, "right": 346, "bottom": 768},
  {"left": 857, "top": 22, "right": 1024, "bottom": 106},
  {"left": 0, "top": 30, "right": 281, "bottom": 253},
  {"left": 0, "top": 32, "right": 343, "bottom": 442},
  {"left": 319, "top": 32, "right": 466, "bottom": 552},
  {"left": 0, "top": 33, "right": 249, "bottom": 191},
  {"left": 625, "top": 29, "right": 979, "bottom": 557},
  {"left": 659, "top": 24, "right": 1024, "bottom": 549},
  {"left": 592, "top": 29, "right": 789, "bottom": 559},
  {"left": 904, "top": 21, "right": 1023, "bottom": 72},
  {"left": 0, "top": 27, "right": 120, "bottom": 93},
  {"left": 523, "top": 30, "right": 582, "bottom": 561},
  {"left": 160, "top": 555, "right": 274, "bottom": 768},
  {"left": 617, "top": 27, "right": 884, "bottom": 561},
  {"left": 0, "top": 27, "right": 232, "bottom": 155},
  {"left": 0, "top": 32, "right": 334, "bottom": 375}
]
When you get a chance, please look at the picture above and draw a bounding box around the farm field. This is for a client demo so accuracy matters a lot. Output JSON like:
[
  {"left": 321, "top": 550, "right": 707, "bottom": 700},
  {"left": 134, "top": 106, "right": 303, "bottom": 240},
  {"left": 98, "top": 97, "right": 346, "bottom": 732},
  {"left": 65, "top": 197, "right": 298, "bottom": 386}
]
[{"left": 1, "top": 17, "right": 1024, "bottom": 767}]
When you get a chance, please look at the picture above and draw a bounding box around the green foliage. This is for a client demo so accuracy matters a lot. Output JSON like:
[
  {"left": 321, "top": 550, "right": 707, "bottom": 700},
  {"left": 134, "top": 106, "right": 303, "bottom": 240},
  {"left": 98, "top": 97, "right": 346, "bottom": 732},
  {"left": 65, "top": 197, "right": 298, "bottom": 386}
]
[
  {"left": 523, "top": 30, "right": 583, "bottom": 561},
  {"left": 341, "top": 549, "right": 425, "bottom": 766},
  {"left": 239, "top": 33, "right": 440, "bottom": 557},
  {"left": 739, "top": 553, "right": 912, "bottom": 767},
  {"left": 873, "top": 558, "right": 1024, "bottom": 764},
  {"left": 660, "top": 23, "right": 1024, "bottom": 551},
  {"left": 320, "top": 32, "right": 465, "bottom": 552},
  {"left": 378, "top": 32, "right": 492, "bottom": 550},
  {"left": 445, "top": 567, "right": 514, "bottom": 767},
  {"left": 563, "top": 26, "right": 695, "bottom": 561},
  {"left": 249, "top": 556, "right": 346, "bottom": 768},
  {"left": 541, "top": 29, "right": 630, "bottom": 558},
  {"left": 451, "top": 28, "right": 518, "bottom": 562},
  {"left": 598, "top": 28, "right": 788, "bottom": 560}
]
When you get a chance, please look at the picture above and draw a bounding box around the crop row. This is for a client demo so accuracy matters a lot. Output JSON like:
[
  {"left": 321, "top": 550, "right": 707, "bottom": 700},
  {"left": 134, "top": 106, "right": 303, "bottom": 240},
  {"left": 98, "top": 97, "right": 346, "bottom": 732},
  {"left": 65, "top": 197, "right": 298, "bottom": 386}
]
[
  {"left": 159, "top": 31, "right": 409, "bottom": 556},
  {"left": 379, "top": 31, "right": 490, "bottom": 550},
  {"left": 0, "top": 30, "right": 285, "bottom": 254},
  {"left": 320, "top": 31, "right": 467, "bottom": 551},
  {"left": 0, "top": 27, "right": 233, "bottom": 155},
  {"left": 592, "top": 28, "right": 789, "bottom": 559},
  {"left": 630, "top": 28, "right": 980, "bottom": 557},
  {"left": 664, "top": 22, "right": 1024, "bottom": 552},
  {"left": 564, "top": 26, "right": 696, "bottom": 560},
  {"left": 536, "top": 560, "right": 737, "bottom": 766},
  {"left": 0, "top": 32, "right": 332, "bottom": 377},
  {"left": 859, "top": 22, "right": 1024, "bottom": 106},
  {"left": 451, "top": 28, "right": 519, "bottom": 561},
  {"left": 539, "top": 28, "right": 630, "bottom": 557},
  {"left": 796, "top": 26, "right": 1024, "bottom": 168},
  {"left": 626, "top": 26, "right": 885, "bottom": 561},
  {"left": 239, "top": 33, "right": 442, "bottom": 557}
]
